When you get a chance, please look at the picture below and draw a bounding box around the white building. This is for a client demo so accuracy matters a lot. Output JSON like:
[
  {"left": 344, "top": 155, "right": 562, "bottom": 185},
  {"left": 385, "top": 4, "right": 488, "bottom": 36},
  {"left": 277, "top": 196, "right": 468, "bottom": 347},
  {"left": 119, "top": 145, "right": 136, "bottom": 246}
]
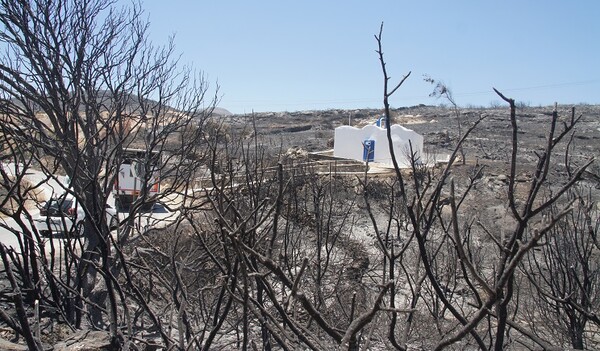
[{"left": 333, "top": 123, "right": 423, "bottom": 168}]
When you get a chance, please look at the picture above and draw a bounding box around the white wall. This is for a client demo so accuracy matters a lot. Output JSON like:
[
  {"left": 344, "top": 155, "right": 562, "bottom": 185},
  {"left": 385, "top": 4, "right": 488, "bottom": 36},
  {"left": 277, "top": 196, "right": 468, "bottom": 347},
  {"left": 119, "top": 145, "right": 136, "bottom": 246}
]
[{"left": 333, "top": 124, "right": 423, "bottom": 167}]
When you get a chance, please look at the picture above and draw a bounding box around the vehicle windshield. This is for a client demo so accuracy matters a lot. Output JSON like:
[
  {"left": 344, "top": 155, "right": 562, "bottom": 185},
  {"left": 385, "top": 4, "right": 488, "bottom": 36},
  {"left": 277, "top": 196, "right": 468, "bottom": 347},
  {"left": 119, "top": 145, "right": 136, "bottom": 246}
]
[{"left": 42, "top": 196, "right": 74, "bottom": 217}]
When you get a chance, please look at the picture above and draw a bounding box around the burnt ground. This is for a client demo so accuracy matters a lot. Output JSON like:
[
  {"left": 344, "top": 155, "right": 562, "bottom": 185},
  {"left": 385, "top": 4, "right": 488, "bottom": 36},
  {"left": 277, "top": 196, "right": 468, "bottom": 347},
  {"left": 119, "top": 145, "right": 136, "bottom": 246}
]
[
  {"left": 211, "top": 104, "right": 600, "bottom": 349},
  {"left": 223, "top": 103, "right": 600, "bottom": 239},
  {"left": 222, "top": 104, "right": 600, "bottom": 179},
  {"left": 1, "top": 104, "right": 598, "bottom": 349}
]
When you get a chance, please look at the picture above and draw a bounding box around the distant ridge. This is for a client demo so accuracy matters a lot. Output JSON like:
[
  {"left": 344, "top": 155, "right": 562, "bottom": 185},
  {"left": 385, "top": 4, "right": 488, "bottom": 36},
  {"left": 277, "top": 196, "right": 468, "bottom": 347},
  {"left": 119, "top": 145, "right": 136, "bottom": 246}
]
[
  {"left": 213, "top": 107, "right": 232, "bottom": 116},
  {"left": 6, "top": 90, "right": 233, "bottom": 117}
]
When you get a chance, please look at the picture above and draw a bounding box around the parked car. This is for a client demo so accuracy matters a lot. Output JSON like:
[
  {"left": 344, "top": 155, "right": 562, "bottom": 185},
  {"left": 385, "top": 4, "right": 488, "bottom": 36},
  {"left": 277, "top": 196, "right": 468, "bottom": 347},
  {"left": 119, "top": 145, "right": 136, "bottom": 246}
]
[{"left": 34, "top": 194, "right": 118, "bottom": 237}]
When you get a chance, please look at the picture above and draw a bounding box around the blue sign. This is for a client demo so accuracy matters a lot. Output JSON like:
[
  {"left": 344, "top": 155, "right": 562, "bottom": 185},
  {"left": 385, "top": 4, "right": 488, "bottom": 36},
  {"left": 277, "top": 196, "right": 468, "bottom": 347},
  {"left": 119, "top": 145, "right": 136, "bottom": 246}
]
[{"left": 363, "top": 140, "right": 375, "bottom": 162}]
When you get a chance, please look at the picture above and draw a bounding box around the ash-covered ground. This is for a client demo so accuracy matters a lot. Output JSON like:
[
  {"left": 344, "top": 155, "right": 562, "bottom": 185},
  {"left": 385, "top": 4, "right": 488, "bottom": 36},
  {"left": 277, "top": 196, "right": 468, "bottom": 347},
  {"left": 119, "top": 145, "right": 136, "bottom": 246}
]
[{"left": 223, "top": 104, "right": 600, "bottom": 174}]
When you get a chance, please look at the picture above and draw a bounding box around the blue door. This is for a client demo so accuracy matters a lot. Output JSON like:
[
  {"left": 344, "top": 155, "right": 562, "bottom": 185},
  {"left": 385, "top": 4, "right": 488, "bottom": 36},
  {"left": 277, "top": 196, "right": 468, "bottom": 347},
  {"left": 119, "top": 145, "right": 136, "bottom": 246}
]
[{"left": 363, "top": 140, "right": 375, "bottom": 162}]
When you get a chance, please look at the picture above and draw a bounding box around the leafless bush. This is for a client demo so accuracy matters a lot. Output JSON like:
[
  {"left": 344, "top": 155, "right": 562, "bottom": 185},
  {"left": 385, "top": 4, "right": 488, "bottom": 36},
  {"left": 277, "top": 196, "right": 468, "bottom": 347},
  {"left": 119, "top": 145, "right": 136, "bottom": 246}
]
[{"left": 521, "top": 187, "right": 600, "bottom": 349}]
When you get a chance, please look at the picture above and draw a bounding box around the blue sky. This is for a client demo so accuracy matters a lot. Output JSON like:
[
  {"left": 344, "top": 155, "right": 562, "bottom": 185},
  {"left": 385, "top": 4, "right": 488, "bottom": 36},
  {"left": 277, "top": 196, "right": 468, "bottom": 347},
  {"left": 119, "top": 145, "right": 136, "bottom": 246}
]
[{"left": 144, "top": 1, "right": 600, "bottom": 114}]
